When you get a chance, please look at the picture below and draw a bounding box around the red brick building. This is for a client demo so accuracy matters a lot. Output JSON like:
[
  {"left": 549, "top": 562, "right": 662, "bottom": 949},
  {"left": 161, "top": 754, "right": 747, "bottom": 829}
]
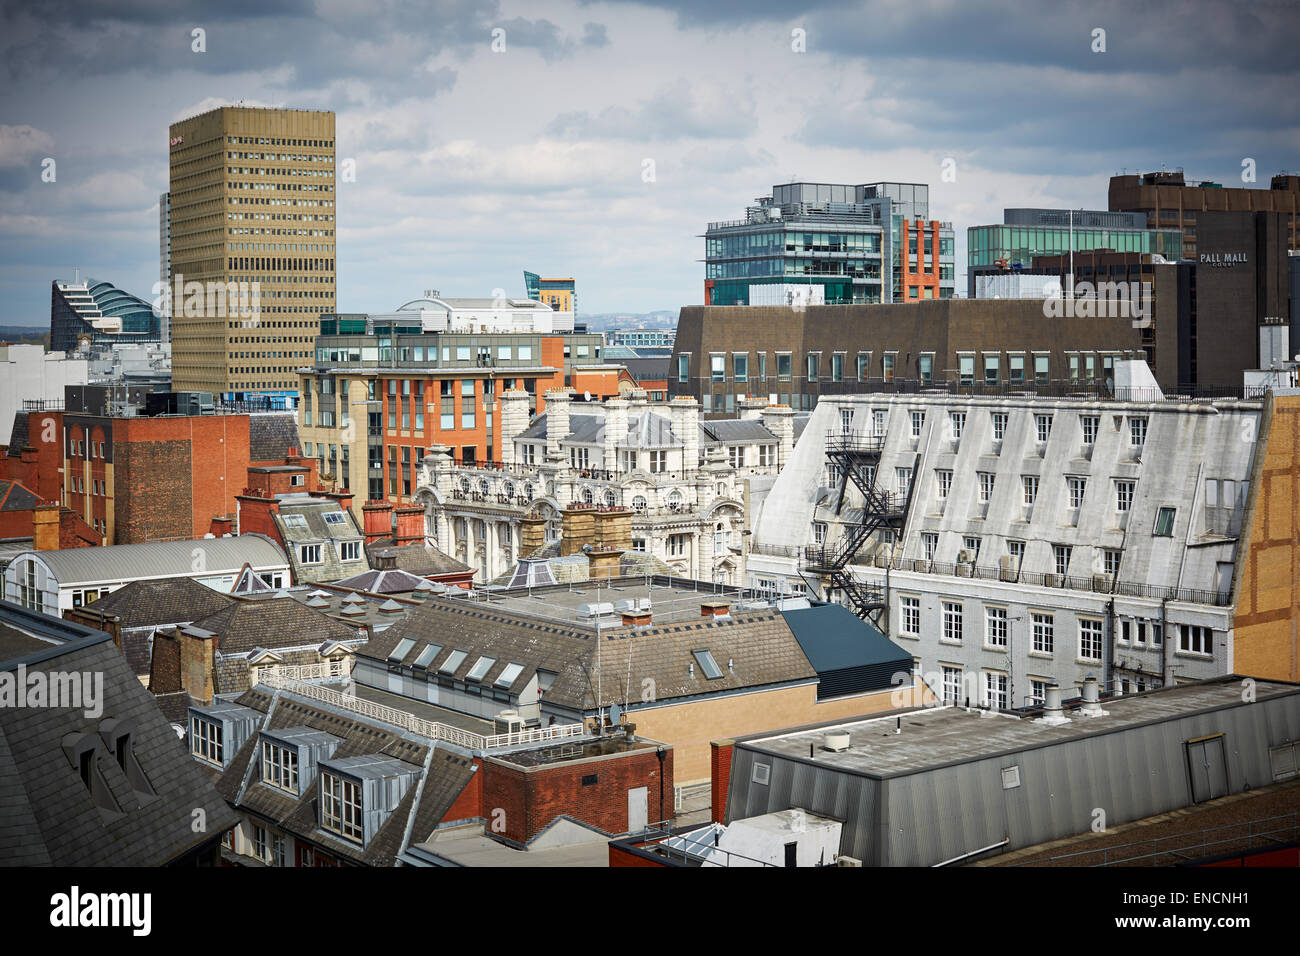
[
  {"left": 0, "top": 480, "right": 99, "bottom": 549},
  {"left": 3, "top": 409, "right": 308, "bottom": 545}
]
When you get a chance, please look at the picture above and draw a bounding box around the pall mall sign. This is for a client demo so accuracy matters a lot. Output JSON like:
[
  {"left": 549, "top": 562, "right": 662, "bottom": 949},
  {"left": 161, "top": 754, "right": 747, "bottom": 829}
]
[{"left": 1199, "top": 251, "right": 1248, "bottom": 267}]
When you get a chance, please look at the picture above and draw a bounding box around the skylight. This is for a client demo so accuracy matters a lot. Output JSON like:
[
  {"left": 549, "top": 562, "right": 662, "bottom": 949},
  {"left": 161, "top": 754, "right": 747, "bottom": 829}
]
[
  {"left": 495, "top": 662, "right": 524, "bottom": 687},
  {"left": 412, "top": 644, "right": 442, "bottom": 669},
  {"left": 322, "top": 511, "right": 347, "bottom": 524},
  {"left": 439, "top": 650, "right": 468, "bottom": 674},
  {"left": 386, "top": 638, "right": 415, "bottom": 663},
  {"left": 693, "top": 649, "right": 724, "bottom": 680},
  {"left": 466, "top": 656, "right": 496, "bottom": 682}
]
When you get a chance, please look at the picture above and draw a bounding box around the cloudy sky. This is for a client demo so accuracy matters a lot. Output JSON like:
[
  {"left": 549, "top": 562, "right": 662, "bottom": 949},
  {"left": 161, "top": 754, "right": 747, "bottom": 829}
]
[{"left": 0, "top": 0, "right": 1296, "bottom": 323}]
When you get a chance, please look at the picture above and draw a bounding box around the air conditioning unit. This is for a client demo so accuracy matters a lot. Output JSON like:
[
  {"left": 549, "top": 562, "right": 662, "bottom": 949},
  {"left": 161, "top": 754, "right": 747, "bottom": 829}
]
[
  {"left": 999, "top": 555, "right": 1017, "bottom": 582},
  {"left": 1092, "top": 574, "right": 1111, "bottom": 591},
  {"left": 957, "top": 550, "right": 972, "bottom": 564},
  {"left": 823, "top": 731, "right": 851, "bottom": 752}
]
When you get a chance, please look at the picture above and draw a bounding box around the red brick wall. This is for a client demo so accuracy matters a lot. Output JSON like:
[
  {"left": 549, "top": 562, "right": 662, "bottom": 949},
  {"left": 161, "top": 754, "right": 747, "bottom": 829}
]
[
  {"left": 234, "top": 494, "right": 280, "bottom": 541},
  {"left": 480, "top": 747, "right": 673, "bottom": 844},
  {"left": 113, "top": 415, "right": 252, "bottom": 542},
  {"left": 608, "top": 843, "right": 670, "bottom": 867},
  {"left": 439, "top": 758, "right": 482, "bottom": 824},
  {"left": 710, "top": 740, "right": 734, "bottom": 824},
  {"left": 113, "top": 437, "right": 193, "bottom": 542}
]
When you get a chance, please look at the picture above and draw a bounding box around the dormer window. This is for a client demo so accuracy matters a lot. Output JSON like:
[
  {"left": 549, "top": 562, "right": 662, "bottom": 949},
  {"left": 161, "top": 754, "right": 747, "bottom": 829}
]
[
  {"left": 321, "top": 771, "right": 364, "bottom": 843},
  {"left": 261, "top": 740, "right": 299, "bottom": 794},
  {"left": 191, "top": 715, "right": 224, "bottom": 766}
]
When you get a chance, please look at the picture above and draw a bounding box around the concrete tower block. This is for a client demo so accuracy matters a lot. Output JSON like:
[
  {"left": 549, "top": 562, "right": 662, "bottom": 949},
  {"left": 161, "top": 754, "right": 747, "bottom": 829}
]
[
  {"left": 499, "top": 389, "right": 531, "bottom": 466},
  {"left": 603, "top": 397, "right": 629, "bottom": 472},
  {"left": 544, "top": 389, "right": 572, "bottom": 462},
  {"left": 762, "top": 404, "right": 796, "bottom": 464}
]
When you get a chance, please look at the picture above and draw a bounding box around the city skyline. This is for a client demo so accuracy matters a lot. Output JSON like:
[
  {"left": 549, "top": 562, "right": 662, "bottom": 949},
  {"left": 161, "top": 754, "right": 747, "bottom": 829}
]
[{"left": 0, "top": 0, "right": 1297, "bottom": 323}]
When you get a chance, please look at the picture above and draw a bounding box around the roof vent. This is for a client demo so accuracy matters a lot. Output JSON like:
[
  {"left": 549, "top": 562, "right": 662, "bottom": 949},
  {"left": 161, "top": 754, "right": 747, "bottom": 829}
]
[
  {"left": 1079, "top": 676, "right": 1109, "bottom": 718},
  {"left": 823, "top": 730, "right": 851, "bottom": 752},
  {"left": 1038, "top": 683, "right": 1070, "bottom": 725}
]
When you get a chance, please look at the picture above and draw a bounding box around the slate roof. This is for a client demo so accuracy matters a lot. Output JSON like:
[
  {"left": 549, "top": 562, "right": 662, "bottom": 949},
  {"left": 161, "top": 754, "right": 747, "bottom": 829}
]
[
  {"left": 188, "top": 595, "right": 368, "bottom": 656},
  {"left": 0, "top": 480, "right": 40, "bottom": 512},
  {"left": 6, "top": 412, "right": 30, "bottom": 454},
  {"left": 209, "top": 687, "right": 477, "bottom": 866},
  {"left": 700, "top": 419, "right": 777, "bottom": 444},
  {"left": 622, "top": 357, "right": 670, "bottom": 383},
  {"left": 273, "top": 497, "right": 368, "bottom": 585},
  {"left": 519, "top": 408, "right": 780, "bottom": 450},
  {"left": 365, "top": 540, "right": 471, "bottom": 577},
  {"left": 81, "top": 576, "right": 237, "bottom": 629},
  {"left": 249, "top": 412, "right": 301, "bottom": 461},
  {"left": 14, "top": 534, "right": 287, "bottom": 588},
  {"left": 333, "top": 567, "right": 428, "bottom": 595},
  {"left": 358, "top": 596, "right": 817, "bottom": 711},
  {"left": 0, "top": 630, "right": 238, "bottom": 866},
  {"left": 780, "top": 603, "right": 913, "bottom": 697}
]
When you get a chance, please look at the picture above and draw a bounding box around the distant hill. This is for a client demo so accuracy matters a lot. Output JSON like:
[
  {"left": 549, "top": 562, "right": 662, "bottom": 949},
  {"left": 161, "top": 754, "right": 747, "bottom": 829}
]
[
  {"left": 577, "top": 311, "right": 678, "bottom": 331},
  {"left": 0, "top": 326, "right": 50, "bottom": 346}
]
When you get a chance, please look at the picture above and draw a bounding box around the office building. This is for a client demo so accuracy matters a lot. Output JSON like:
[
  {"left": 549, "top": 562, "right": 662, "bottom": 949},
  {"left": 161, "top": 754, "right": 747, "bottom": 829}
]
[
  {"left": 703, "top": 181, "right": 955, "bottom": 306},
  {"left": 49, "top": 277, "right": 163, "bottom": 353},
  {"left": 709, "top": 676, "right": 1300, "bottom": 866},
  {"left": 607, "top": 328, "right": 674, "bottom": 349},
  {"left": 670, "top": 301, "right": 1145, "bottom": 415},
  {"left": 967, "top": 208, "right": 1182, "bottom": 298},
  {"left": 168, "top": 106, "right": 335, "bottom": 406},
  {"left": 523, "top": 271, "right": 576, "bottom": 313},
  {"left": 744, "top": 384, "right": 1300, "bottom": 701},
  {"left": 300, "top": 298, "right": 616, "bottom": 508},
  {"left": 0, "top": 344, "right": 88, "bottom": 446},
  {"left": 159, "top": 191, "right": 171, "bottom": 343},
  {"left": 418, "top": 390, "right": 805, "bottom": 583},
  {"left": 1109, "top": 169, "right": 1300, "bottom": 259}
]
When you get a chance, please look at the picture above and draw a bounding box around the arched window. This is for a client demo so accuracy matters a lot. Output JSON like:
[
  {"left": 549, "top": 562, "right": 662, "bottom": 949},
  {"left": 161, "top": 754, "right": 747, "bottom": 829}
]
[
  {"left": 581, "top": 487, "right": 594, "bottom": 504},
  {"left": 632, "top": 495, "right": 647, "bottom": 513},
  {"left": 603, "top": 489, "right": 617, "bottom": 507}
]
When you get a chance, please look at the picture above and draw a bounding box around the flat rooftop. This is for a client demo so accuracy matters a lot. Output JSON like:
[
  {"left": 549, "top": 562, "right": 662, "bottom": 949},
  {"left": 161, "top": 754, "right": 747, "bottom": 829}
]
[
  {"left": 472, "top": 578, "right": 776, "bottom": 631},
  {"left": 491, "top": 735, "right": 660, "bottom": 769},
  {"left": 745, "top": 678, "right": 1300, "bottom": 778},
  {"left": 350, "top": 684, "right": 494, "bottom": 735}
]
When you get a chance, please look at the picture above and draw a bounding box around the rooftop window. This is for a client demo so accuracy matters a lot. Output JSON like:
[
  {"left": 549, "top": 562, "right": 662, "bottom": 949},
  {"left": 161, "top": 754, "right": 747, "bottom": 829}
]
[
  {"left": 387, "top": 638, "right": 415, "bottom": 663},
  {"left": 439, "top": 649, "right": 468, "bottom": 674},
  {"left": 466, "top": 656, "right": 496, "bottom": 682},
  {"left": 692, "top": 649, "right": 724, "bottom": 680},
  {"left": 495, "top": 662, "right": 525, "bottom": 688}
]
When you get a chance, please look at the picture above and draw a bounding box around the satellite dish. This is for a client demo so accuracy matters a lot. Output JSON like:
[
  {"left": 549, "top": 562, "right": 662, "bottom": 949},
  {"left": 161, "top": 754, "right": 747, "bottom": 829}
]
[
  {"left": 584, "top": 391, "right": 592, "bottom": 402},
  {"left": 609, "top": 702, "right": 623, "bottom": 725}
]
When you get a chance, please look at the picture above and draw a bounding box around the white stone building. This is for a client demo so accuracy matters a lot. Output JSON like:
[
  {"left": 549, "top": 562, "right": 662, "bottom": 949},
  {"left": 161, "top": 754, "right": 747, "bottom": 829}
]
[
  {"left": 748, "top": 379, "right": 1264, "bottom": 707},
  {"left": 0, "top": 344, "right": 89, "bottom": 446},
  {"left": 416, "top": 389, "right": 806, "bottom": 584}
]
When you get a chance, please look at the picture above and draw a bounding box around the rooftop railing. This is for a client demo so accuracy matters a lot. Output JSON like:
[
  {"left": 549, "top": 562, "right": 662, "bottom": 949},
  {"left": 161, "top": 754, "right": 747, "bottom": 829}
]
[
  {"left": 260, "top": 672, "right": 585, "bottom": 751},
  {"left": 863, "top": 556, "right": 1232, "bottom": 607},
  {"left": 1034, "top": 811, "right": 1300, "bottom": 867}
]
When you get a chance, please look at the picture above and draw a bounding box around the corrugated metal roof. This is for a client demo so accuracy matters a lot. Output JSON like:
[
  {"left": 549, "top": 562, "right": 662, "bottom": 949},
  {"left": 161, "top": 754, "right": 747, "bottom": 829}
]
[{"left": 22, "top": 534, "right": 287, "bottom": 587}]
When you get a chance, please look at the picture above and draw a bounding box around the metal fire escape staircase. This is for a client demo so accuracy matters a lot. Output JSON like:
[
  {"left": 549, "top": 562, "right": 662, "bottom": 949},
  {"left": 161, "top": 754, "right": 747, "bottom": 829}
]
[{"left": 802, "top": 431, "right": 914, "bottom": 624}]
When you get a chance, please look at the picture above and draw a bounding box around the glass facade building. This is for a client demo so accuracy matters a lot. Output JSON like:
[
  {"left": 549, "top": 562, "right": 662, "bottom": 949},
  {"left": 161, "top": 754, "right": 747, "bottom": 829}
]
[
  {"left": 704, "top": 182, "right": 955, "bottom": 306},
  {"left": 968, "top": 208, "right": 1182, "bottom": 298}
]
